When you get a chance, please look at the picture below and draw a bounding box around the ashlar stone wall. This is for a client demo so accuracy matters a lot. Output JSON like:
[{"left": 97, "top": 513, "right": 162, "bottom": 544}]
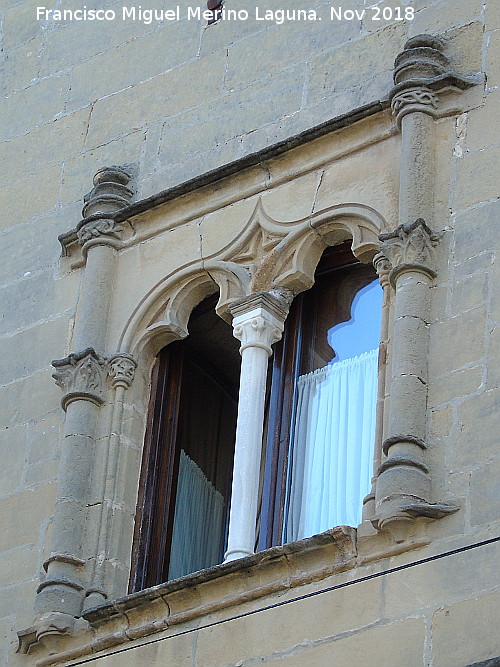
[{"left": 1, "top": 0, "right": 499, "bottom": 665}]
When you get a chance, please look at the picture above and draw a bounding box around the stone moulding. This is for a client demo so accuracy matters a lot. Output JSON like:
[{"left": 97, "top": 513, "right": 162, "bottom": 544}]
[{"left": 18, "top": 528, "right": 357, "bottom": 662}]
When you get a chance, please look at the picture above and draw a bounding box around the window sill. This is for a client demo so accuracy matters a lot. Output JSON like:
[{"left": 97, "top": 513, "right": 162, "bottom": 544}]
[{"left": 24, "top": 527, "right": 358, "bottom": 665}]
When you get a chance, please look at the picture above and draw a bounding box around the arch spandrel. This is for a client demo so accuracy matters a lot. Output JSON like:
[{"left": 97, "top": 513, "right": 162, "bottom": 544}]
[{"left": 118, "top": 200, "right": 386, "bottom": 365}]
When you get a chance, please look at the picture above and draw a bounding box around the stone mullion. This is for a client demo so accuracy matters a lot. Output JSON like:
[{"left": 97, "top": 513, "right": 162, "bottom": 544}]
[{"left": 224, "top": 292, "right": 289, "bottom": 563}]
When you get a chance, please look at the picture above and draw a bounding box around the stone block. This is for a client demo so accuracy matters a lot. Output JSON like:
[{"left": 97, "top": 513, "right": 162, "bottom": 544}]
[
  {"left": 85, "top": 52, "right": 226, "bottom": 147},
  {"left": 308, "top": 23, "right": 406, "bottom": 104},
  {"left": 27, "top": 412, "right": 63, "bottom": 464},
  {"left": 200, "top": 11, "right": 267, "bottom": 56},
  {"left": 200, "top": 197, "right": 258, "bottom": 259},
  {"left": 0, "top": 581, "right": 36, "bottom": 626},
  {"left": 0, "top": 204, "right": 81, "bottom": 284},
  {"left": 268, "top": 618, "right": 425, "bottom": 667},
  {"left": 0, "top": 371, "right": 60, "bottom": 428},
  {"left": 486, "top": 29, "right": 500, "bottom": 89},
  {"left": 96, "top": 632, "right": 194, "bottom": 666},
  {"left": 470, "top": 457, "right": 500, "bottom": 526},
  {"left": 384, "top": 540, "right": 500, "bottom": 617},
  {"left": 39, "top": 9, "right": 159, "bottom": 77},
  {"left": 466, "top": 89, "right": 500, "bottom": 153},
  {"left": 428, "top": 366, "right": 483, "bottom": 407},
  {"left": 432, "top": 590, "right": 500, "bottom": 667},
  {"left": 142, "top": 136, "right": 242, "bottom": 198},
  {"left": 59, "top": 131, "right": 144, "bottom": 206},
  {"left": 410, "top": 0, "right": 483, "bottom": 36},
  {"left": 443, "top": 22, "right": 484, "bottom": 76},
  {"left": 453, "top": 200, "right": 500, "bottom": 262},
  {"left": 225, "top": 13, "right": 360, "bottom": 91},
  {"left": 0, "top": 483, "right": 56, "bottom": 552},
  {"left": 487, "top": 326, "right": 500, "bottom": 389},
  {"left": 450, "top": 270, "right": 488, "bottom": 315},
  {"left": 428, "top": 308, "right": 486, "bottom": 378},
  {"left": 0, "top": 166, "right": 60, "bottom": 232},
  {"left": 313, "top": 135, "right": 400, "bottom": 226},
  {"left": 68, "top": 20, "right": 201, "bottom": 110},
  {"left": 0, "top": 272, "right": 75, "bottom": 336},
  {"left": 0, "top": 317, "right": 68, "bottom": 386},
  {"left": 0, "top": 74, "right": 70, "bottom": 141},
  {"left": 429, "top": 405, "right": 453, "bottom": 439},
  {"left": 485, "top": 0, "right": 500, "bottom": 31},
  {"left": 159, "top": 65, "right": 304, "bottom": 167},
  {"left": 453, "top": 144, "right": 500, "bottom": 211},
  {"left": 0, "top": 37, "right": 41, "bottom": 97},
  {"left": 261, "top": 172, "right": 319, "bottom": 222},
  {"left": 0, "top": 545, "right": 38, "bottom": 587},
  {"left": 1, "top": 0, "right": 42, "bottom": 51},
  {"left": 195, "top": 577, "right": 383, "bottom": 666},
  {"left": 0, "top": 109, "right": 90, "bottom": 188},
  {"left": 455, "top": 388, "right": 500, "bottom": 467},
  {"left": 0, "top": 424, "right": 26, "bottom": 498}
]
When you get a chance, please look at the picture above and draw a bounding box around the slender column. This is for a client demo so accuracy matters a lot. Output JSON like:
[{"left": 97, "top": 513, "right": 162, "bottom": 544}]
[
  {"left": 34, "top": 168, "right": 134, "bottom": 639},
  {"left": 374, "top": 220, "right": 457, "bottom": 542},
  {"left": 224, "top": 292, "right": 289, "bottom": 562},
  {"left": 362, "top": 253, "right": 391, "bottom": 521}
]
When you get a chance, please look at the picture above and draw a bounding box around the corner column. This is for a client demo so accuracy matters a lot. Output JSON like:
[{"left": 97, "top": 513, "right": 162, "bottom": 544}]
[
  {"left": 224, "top": 292, "right": 289, "bottom": 562},
  {"left": 33, "top": 167, "right": 134, "bottom": 644},
  {"left": 372, "top": 35, "right": 473, "bottom": 542}
]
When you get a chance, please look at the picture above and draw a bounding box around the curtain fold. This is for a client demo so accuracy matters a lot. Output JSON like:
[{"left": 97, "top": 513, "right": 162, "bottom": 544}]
[
  {"left": 285, "top": 348, "right": 378, "bottom": 543},
  {"left": 168, "top": 449, "right": 225, "bottom": 580}
]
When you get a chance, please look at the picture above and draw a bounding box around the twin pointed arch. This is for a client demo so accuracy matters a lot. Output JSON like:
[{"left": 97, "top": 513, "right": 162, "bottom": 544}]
[{"left": 118, "top": 200, "right": 387, "bottom": 364}]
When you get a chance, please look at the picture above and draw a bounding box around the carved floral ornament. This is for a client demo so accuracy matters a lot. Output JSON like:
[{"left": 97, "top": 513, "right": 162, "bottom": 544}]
[{"left": 52, "top": 349, "right": 137, "bottom": 408}]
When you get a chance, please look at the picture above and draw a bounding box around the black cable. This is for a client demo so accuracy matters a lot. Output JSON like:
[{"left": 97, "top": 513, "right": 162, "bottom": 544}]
[{"left": 68, "top": 535, "right": 500, "bottom": 665}]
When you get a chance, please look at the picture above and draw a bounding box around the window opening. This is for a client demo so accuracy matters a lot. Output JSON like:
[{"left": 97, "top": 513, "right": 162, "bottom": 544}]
[
  {"left": 131, "top": 295, "right": 239, "bottom": 590},
  {"left": 259, "top": 244, "right": 382, "bottom": 549}
]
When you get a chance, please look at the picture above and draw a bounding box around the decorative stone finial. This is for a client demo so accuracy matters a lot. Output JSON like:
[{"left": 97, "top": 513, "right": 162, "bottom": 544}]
[
  {"left": 82, "top": 165, "right": 133, "bottom": 218},
  {"left": 76, "top": 166, "right": 134, "bottom": 252},
  {"left": 390, "top": 34, "right": 474, "bottom": 126},
  {"left": 394, "top": 35, "right": 448, "bottom": 84}
]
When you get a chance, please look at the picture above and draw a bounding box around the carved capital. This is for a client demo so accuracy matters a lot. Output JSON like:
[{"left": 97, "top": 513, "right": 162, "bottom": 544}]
[
  {"left": 52, "top": 348, "right": 107, "bottom": 411},
  {"left": 391, "top": 86, "right": 440, "bottom": 126},
  {"left": 230, "top": 292, "right": 290, "bottom": 356},
  {"left": 107, "top": 353, "right": 137, "bottom": 389},
  {"left": 379, "top": 219, "right": 440, "bottom": 286},
  {"left": 76, "top": 216, "right": 124, "bottom": 249}
]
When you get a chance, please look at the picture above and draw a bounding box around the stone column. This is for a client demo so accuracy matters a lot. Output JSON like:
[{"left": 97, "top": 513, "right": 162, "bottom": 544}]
[
  {"left": 224, "top": 292, "right": 289, "bottom": 562},
  {"left": 374, "top": 220, "right": 458, "bottom": 542},
  {"left": 362, "top": 252, "right": 391, "bottom": 522},
  {"left": 372, "top": 35, "right": 473, "bottom": 542},
  {"left": 33, "top": 168, "right": 134, "bottom": 642}
]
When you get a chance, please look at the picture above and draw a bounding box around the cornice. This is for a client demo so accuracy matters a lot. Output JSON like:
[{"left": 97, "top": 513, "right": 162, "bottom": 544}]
[{"left": 59, "top": 99, "right": 392, "bottom": 259}]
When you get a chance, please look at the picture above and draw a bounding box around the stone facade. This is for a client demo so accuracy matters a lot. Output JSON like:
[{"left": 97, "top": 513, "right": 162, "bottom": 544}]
[{"left": 1, "top": 1, "right": 499, "bottom": 665}]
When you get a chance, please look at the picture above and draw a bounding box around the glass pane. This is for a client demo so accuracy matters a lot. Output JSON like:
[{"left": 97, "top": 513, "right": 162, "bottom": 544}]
[{"left": 284, "top": 275, "right": 382, "bottom": 543}]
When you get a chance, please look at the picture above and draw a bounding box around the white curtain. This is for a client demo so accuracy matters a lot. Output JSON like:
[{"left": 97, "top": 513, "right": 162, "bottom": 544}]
[
  {"left": 284, "top": 348, "right": 378, "bottom": 543},
  {"left": 168, "top": 449, "right": 225, "bottom": 580}
]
